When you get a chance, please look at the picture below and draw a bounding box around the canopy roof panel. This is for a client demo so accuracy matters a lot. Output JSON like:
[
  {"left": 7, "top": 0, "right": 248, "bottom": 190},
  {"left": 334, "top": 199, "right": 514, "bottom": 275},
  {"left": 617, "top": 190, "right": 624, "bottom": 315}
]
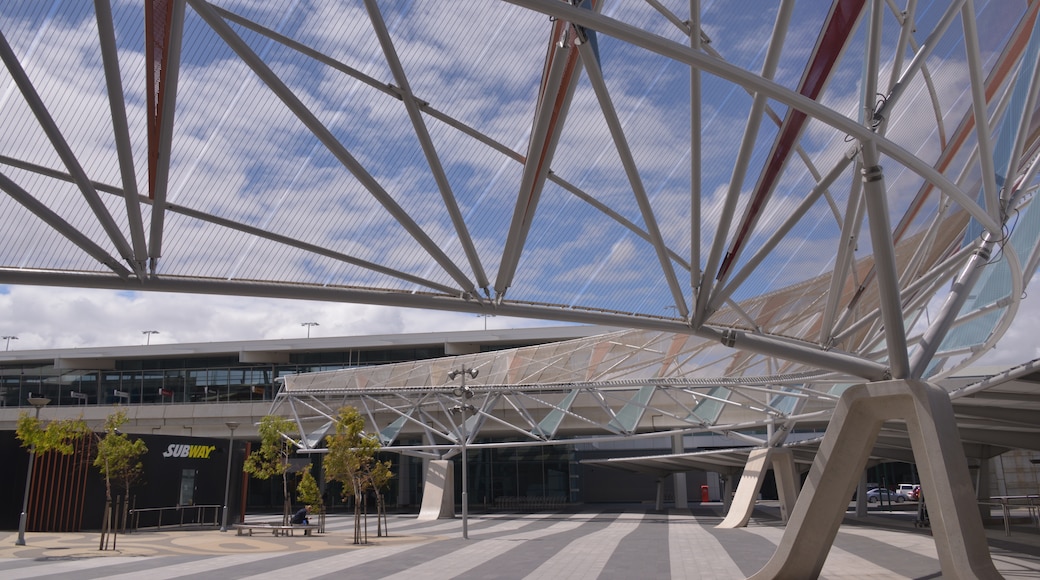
[{"left": 2, "top": 1, "right": 1040, "bottom": 384}]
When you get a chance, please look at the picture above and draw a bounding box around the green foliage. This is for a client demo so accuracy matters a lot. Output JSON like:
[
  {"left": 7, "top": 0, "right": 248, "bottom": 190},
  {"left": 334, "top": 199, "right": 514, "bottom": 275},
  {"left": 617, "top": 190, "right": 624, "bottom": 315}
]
[
  {"left": 323, "top": 406, "right": 385, "bottom": 500},
  {"left": 325, "top": 406, "right": 392, "bottom": 543},
  {"left": 15, "top": 412, "right": 88, "bottom": 455},
  {"left": 296, "top": 469, "right": 323, "bottom": 511},
  {"left": 243, "top": 415, "right": 299, "bottom": 523},
  {"left": 93, "top": 409, "right": 148, "bottom": 494},
  {"left": 242, "top": 415, "right": 298, "bottom": 480}
]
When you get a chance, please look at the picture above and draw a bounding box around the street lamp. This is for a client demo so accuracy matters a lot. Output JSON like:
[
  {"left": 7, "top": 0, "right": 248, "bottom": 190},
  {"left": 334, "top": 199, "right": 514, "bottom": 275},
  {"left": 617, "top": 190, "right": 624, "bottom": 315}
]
[
  {"left": 448, "top": 366, "right": 478, "bottom": 539},
  {"left": 3, "top": 335, "right": 17, "bottom": 350},
  {"left": 142, "top": 330, "right": 159, "bottom": 345},
  {"left": 220, "top": 422, "right": 239, "bottom": 532},
  {"left": 16, "top": 396, "right": 51, "bottom": 546},
  {"left": 301, "top": 322, "right": 319, "bottom": 338}
]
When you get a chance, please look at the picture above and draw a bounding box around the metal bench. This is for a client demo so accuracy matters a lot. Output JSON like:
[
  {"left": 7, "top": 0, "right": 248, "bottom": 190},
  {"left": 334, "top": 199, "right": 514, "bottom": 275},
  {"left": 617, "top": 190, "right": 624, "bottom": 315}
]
[{"left": 233, "top": 523, "right": 319, "bottom": 536}]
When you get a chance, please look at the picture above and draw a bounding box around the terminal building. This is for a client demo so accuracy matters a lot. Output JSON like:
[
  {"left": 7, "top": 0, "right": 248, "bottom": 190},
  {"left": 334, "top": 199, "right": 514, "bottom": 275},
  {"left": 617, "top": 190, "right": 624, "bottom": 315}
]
[
  {"left": 3, "top": 324, "right": 1036, "bottom": 534},
  {"left": 1, "top": 324, "right": 730, "bottom": 530}
]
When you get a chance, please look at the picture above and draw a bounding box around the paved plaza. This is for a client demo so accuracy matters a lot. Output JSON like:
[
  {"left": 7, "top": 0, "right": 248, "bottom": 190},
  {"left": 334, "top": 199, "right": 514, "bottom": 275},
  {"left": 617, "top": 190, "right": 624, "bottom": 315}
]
[{"left": 1, "top": 504, "right": 1039, "bottom": 579}]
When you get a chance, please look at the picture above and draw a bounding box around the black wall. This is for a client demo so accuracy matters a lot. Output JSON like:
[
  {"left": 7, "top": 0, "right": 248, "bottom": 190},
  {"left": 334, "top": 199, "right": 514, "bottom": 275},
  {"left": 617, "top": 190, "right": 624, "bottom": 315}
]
[{"left": 3, "top": 431, "right": 244, "bottom": 531}]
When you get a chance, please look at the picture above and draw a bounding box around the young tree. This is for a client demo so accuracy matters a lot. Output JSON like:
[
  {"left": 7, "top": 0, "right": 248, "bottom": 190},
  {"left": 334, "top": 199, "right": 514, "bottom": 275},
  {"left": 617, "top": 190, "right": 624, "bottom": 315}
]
[
  {"left": 15, "top": 409, "right": 88, "bottom": 545},
  {"left": 15, "top": 413, "right": 87, "bottom": 455},
  {"left": 296, "top": 468, "right": 324, "bottom": 531},
  {"left": 243, "top": 415, "right": 299, "bottom": 524},
  {"left": 323, "top": 406, "right": 392, "bottom": 544},
  {"left": 93, "top": 409, "right": 147, "bottom": 550},
  {"left": 367, "top": 456, "right": 393, "bottom": 537}
]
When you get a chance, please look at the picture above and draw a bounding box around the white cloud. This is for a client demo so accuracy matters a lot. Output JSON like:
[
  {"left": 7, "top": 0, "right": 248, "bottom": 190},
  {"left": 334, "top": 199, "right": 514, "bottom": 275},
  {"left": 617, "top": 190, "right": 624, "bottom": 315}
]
[{"left": 0, "top": 285, "right": 556, "bottom": 350}]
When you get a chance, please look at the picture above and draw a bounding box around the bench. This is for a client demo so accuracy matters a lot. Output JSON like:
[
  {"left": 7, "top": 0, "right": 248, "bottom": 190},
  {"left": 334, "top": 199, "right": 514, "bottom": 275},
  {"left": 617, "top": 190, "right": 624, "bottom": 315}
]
[{"left": 233, "top": 523, "right": 320, "bottom": 537}]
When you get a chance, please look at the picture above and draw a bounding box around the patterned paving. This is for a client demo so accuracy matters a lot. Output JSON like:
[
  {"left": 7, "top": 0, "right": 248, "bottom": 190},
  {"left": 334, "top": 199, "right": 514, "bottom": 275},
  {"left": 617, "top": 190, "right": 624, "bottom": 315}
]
[{"left": 1, "top": 507, "right": 1039, "bottom": 579}]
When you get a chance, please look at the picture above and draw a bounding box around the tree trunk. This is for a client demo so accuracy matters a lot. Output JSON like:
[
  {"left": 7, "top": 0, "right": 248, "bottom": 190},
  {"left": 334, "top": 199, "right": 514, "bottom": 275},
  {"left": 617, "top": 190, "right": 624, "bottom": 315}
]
[
  {"left": 281, "top": 472, "right": 291, "bottom": 525},
  {"left": 353, "top": 489, "right": 363, "bottom": 544},
  {"left": 377, "top": 493, "right": 386, "bottom": 537},
  {"left": 99, "top": 459, "right": 113, "bottom": 551}
]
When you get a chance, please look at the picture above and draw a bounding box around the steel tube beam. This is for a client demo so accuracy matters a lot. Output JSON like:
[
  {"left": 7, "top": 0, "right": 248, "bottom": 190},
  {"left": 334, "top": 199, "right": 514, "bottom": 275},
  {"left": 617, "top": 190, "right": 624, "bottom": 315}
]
[
  {"left": 0, "top": 29, "right": 136, "bottom": 272},
  {"left": 147, "top": 0, "right": 185, "bottom": 274},
  {"left": 505, "top": 0, "right": 1001, "bottom": 236},
  {"left": 576, "top": 38, "right": 688, "bottom": 317},
  {"left": 188, "top": 0, "right": 481, "bottom": 300},
  {"left": 94, "top": 0, "right": 147, "bottom": 271},
  {"left": 698, "top": 0, "right": 794, "bottom": 321},
  {"left": 364, "top": 0, "right": 489, "bottom": 293},
  {"left": 859, "top": 140, "right": 910, "bottom": 378},
  {"left": 0, "top": 268, "right": 890, "bottom": 380}
]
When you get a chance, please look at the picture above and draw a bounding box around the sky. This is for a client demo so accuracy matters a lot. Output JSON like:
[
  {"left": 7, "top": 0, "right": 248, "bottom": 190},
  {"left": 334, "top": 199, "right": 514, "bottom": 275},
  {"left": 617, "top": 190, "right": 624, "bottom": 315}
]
[
  {"left": 0, "top": 284, "right": 558, "bottom": 350},
  {"left": 1, "top": 2, "right": 1038, "bottom": 376}
]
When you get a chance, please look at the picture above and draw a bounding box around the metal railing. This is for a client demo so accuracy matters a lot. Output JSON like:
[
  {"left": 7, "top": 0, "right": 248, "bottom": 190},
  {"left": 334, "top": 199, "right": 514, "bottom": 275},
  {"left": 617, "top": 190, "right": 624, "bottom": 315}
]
[{"left": 129, "top": 504, "right": 221, "bottom": 531}]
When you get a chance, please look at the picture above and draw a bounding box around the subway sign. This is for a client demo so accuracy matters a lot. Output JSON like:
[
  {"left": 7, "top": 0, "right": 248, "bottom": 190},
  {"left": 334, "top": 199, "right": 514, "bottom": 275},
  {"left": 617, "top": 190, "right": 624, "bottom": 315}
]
[{"left": 162, "top": 444, "right": 217, "bottom": 459}]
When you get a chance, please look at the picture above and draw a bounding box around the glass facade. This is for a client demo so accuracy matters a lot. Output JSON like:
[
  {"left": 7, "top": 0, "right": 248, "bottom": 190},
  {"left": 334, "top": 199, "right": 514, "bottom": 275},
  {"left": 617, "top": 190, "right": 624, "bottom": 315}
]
[{"left": 0, "top": 346, "right": 447, "bottom": 408}]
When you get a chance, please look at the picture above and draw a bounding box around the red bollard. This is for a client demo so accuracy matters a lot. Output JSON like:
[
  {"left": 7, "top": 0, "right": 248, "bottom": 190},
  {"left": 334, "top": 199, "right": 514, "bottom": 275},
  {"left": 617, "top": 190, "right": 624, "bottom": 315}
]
[{"left": 701, "top": 485, "right": 710, "bottom": 503}]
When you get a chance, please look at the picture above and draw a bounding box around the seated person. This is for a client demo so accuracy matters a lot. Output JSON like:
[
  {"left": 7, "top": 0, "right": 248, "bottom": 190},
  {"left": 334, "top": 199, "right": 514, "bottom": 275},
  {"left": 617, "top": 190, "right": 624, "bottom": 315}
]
[{"left": 291, "top": 505, "right": 311, "bottom": 525}]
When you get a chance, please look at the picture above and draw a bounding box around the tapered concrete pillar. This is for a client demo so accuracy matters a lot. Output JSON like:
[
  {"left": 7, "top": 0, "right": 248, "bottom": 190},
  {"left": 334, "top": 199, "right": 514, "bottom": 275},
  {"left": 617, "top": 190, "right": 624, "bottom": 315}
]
[
  {"left": 855, "top": 470, "right": 868, "bottom": 517},
  {"left": 417, "top": 460, "right": 455, "bottom": 520},
  {"left": 718, "top": 448, "right": 771, "bottom": 528},
  {"left": 672, "top": 434, "right": 688, "bottom": 508},
  {"left": 976, "top": 446, "right": 992, "bottom": 522},
  {"left": 397, "top": 454, "right": 411, "bottom": 506},
  {"left": 718, "top": 448, "right": 800, "bottom": 527},
  {"left": 722, "top": 469, "right": 736, "bottom": 512},
  {"left": 771, "top": 448, "right": 799, "bottom": 523},
  {"left": 655, "top": 478, "right": 664, "bottom": 510},
  {"left": 749, "top": 380, "right": 999, "bottom": 579}
]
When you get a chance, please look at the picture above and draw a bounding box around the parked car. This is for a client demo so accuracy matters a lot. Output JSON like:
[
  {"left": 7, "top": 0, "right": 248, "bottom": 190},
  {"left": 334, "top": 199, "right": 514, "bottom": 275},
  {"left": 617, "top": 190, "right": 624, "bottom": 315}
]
[
  {"left": 897, "top": 483, "right": 919, "bottom": 500},
  {"left": 866, "top": 488, "right": 909, "bottom": 504}
]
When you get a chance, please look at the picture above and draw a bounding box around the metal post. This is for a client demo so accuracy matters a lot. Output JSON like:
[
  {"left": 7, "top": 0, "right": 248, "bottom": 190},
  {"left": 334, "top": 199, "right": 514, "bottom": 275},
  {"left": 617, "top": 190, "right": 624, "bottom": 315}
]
[
  {"left": 448, "top": 366, "right": 477, "bottom": 539},
  {"left": 220, "top": 422, "right": 239, "bottom": 532},
  {"left": 460, "top": 407, "right": 469, "bottom": 540},
  {"left": 16, "top": 397, "right": 50, "bottom": 546}
]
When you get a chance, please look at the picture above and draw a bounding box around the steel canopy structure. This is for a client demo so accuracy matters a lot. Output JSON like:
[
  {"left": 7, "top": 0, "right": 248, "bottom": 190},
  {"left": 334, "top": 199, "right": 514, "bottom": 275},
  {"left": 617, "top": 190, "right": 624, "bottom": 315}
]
[
  {"left": 5, "top": 1, "right": 1040, "bottom": 576},
  {"left": 0, "top": 0, "right": 1037, "bottom": 381},
  {"left": 5, "top": 0, "right": 1040, "bottom": 452}
]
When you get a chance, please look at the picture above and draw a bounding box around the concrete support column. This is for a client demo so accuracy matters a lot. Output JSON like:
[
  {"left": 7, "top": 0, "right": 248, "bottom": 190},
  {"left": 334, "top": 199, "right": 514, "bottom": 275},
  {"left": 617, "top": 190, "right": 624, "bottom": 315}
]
[
  {"left": 723, "top": 469, "right": 737, "bottom": 512},
  {"left": 976, "top": 446, "right": 992, "bottom": 523},
  {"left": 749, "top": 380, "right": 1000, "bottom": 579},
  {"left": 655, "top": 478, "right": 664, "bottom": 511},
  {"left": 397, "top": 454, "right": 411, "bottom": 507},
  {"left": 772, "top": 448, "right": 799, "bottom": 523},
  {"left": 417, "top": 460, "right": 455, "bottom": 520},
  {"left": 855, "top": 469, "right": 868, "bottom": 517},
  {"left": 672, "top": 433, "right": 688, "bottom": 508},
  {"left": 718, "top": 448, "right": 771, "bottom": 528}
]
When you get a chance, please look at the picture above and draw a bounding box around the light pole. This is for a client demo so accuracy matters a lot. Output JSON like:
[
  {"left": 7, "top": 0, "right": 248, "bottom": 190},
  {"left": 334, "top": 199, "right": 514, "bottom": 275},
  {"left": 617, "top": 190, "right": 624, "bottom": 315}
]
[
  {"left": 142, "top": 330, "right": 159, "bottom": 345},
  {"left": 301, "top": 322, "right": 319, "bottom": 338},
  {"left": 448, "top": 366, "right": 478, "bottom": 539},
  {"left": 476, "top": 314, "right": 495, "bottom": 330},
  {"left": 3, "top": 335, "right": 17, "bottom": 350},
  {"left": 220, "top": 422, "right": 239, "bottom": 532},
  {"left": 16, "top": 396, "right": 51, "bottom": 546}
]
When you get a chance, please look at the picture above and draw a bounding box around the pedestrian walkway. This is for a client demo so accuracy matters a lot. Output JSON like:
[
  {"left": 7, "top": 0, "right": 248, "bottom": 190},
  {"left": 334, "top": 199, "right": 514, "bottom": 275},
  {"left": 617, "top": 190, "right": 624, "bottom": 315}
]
[{"left": 1, "top": 504, "right": 1038, "bottom": 579}]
